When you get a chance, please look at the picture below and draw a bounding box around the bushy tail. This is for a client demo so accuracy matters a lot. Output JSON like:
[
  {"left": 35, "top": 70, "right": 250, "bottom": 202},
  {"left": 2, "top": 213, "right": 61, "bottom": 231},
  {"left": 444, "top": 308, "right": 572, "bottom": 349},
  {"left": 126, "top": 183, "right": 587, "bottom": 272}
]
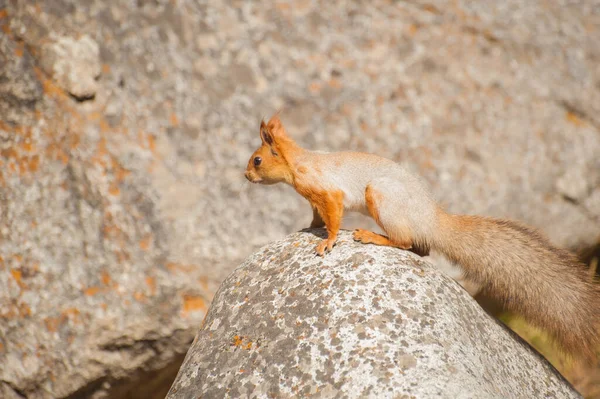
[{"left": 433, "top": 212, "right": 600, "bottom": 363}]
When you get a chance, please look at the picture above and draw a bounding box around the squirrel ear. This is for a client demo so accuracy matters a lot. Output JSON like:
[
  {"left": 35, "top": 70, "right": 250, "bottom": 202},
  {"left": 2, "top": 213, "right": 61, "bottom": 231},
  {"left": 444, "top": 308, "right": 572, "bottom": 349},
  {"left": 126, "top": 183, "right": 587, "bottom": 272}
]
[
  {"left": 260, "top": 120, "right": 274, "bottom": 146},
  {"left": 265, "top": 113, "right": 289, "bottom": 140}
]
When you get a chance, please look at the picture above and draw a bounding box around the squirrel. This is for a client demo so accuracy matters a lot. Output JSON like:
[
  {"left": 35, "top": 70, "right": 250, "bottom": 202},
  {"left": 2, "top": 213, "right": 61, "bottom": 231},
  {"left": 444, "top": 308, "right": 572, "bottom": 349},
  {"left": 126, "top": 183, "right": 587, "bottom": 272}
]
[{"left": 244, "top": 113, "right": 600, "bottom": 363}]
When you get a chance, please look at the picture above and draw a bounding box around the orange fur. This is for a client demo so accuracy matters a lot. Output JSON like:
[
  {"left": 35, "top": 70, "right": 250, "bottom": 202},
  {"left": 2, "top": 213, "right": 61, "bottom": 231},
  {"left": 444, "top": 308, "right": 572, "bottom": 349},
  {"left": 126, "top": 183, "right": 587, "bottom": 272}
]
[
  {"left": 353, "top": 229, "right": 397, "bottom": 246},
  {"left": 296, "top": 185, "right": 344, "bottom": 255}
]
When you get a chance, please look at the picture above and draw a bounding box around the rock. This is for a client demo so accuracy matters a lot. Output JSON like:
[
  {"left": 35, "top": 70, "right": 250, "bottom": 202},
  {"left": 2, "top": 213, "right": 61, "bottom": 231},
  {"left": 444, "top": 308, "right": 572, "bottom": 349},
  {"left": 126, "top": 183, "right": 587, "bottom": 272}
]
[
  {"left": 0, "top": 26, "right": 43, "bottom": 121},
  {"left": 41, "top": 35, "right": 101, "bottom": 100},
  {"left": 167, "top": 231, "right": 579, "bottom": 399}
]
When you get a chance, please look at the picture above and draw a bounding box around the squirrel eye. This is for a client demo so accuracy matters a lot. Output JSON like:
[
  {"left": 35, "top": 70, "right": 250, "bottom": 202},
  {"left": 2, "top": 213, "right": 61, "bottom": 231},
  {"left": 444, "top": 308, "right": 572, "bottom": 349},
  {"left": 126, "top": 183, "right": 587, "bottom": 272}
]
[{"left": 253, "top": 156, "right": 262, "bottom": 166}]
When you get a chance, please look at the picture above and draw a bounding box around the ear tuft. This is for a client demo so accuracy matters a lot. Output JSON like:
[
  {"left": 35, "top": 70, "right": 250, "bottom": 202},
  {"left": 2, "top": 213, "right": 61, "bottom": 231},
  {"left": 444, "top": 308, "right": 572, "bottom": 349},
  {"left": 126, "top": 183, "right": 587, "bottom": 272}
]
[
  {"left": 260, "top": 128, "right": 274, "bottom": 146},
  {"left": 266, "top": 111, "right": 290, "bottom": 141},
  {"left": 267, "top": 114, "right": 282, "bottom": 131}
]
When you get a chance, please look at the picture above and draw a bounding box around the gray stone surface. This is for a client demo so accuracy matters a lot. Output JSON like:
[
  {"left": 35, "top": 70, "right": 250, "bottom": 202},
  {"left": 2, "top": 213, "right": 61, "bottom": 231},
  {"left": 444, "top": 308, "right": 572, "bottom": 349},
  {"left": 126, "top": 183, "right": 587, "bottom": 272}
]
[
  {"left": 40, "top": 35, "right": 102, "bottom": 100},
  {"left": 167, "top": 231, "right": 580, "bottom": 399},
  {"left": 1, "top": 0, "right": 599, "bottom": 397}
]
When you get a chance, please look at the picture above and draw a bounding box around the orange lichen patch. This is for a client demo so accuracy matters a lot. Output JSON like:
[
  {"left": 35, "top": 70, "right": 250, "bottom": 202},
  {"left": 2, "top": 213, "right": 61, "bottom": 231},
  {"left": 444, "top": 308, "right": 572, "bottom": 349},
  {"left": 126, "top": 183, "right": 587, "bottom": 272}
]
[
  {"left": 108, "top": 182, "right": 120, "bottom": 196},
  {"left": 16, "top": 154, "right": 40, "bottom": 175},
  {"left": 0, "top": 9, "right": 7, "bottom": 18},
  {"left": 45, "top": 308, "right": 81, "bottom": 332},
  {"left": 308, "top": 82, "right": 322, "bottom": 94},
  {"left": 0, "top": 302, "right": 30, "bottom": 319},
  {"left": 166, "top": 262, "right": 196, "bottom": 273},
  {"left": 21, "top": 140, "right": 34, "bottom": 152},
  {"left": 61, "top": 308, "right": 81, "bottom": 323},
  {"left": 139, "top": 235, "right": 152, "bottom": 250},
  {"left": 147, "top": 134, "right": 156, "bottom": 153},
  {"left": 28, "top": 155, "right": 40, "bottom": 172},
  {"left": 10, "top": 268, "right": 22, "bottom": 283},
  {"left": 84, "top": 286, "right": 101, "bottom": 296},
  {"left": 10, "top": 268, "right": 27, "bottom": 290},
  {"left": 100, "top": 303, "right": 108, "bottom": 311},
  {"left": 170, "top": 112, "right": 179, "bottom": 127},
  {"left": 328, "top": 78, "right": 342, "bottom": 89},
  {"left": 102, "top": 64, "right": 111, "bottom": 74},
  {"left": 19, "top": 302, "right": 31, "bottom": 317},
  {"left": 99, "top": 118, "right": 111, "bottom": 133},
  {"left": 407, "top": 23, "right": 418, "bottom": 36},
  {"left": 96, "top": 137, "right": 108, "bottom": 157},
  {"left": 145, "top": 276, "right": 156, "bottom": 295},
  {"left": 103, "top": 223, "right": 124, "bottom": 238},
  {"left": 45, "top": 142, "right": 69, "bottom": 164},
  {"left": 0, "top": 342, "right": 4, "bottom": 352},
  {"left": 112, "top": 159, "right": 130, "bottom": 182},
  {"left": 14, "top": 43, "right": 23, "bottom": 58},
  {"left": 198, "top": 276, "right": 209, "bottom": 290},
  {"left": 1, "top": 147, "right": 18, "bottom": 159},
  {"left": 232, "top": 335, "right": 244, "bottom": 347},
  {"left": 566, "top": 111, "right": 585, "bottom": 127},
  {"left": 102, "top": 224, "right": 127, "bottom": 257},
  {"left": 230, "top": 335, "right": 255, "bottom": 350},
  {"left": 101, "top": 271, "right": 112, "bottom": 286},
  {"left": 133, "top": 291, "right": 146, "bottom": 302},
  {"left": 44, "top": 317, "right": 62, "bottom": 332},
  {"left": 182, "top": 295, "right": 207, "bottom": 313},
  {"left": 87, "top": 111, "right": 103, "bottom": 121},
  {"left": 34, "top": 67, "right": 68, "bottom": 101},
  {"left": 114, "top": 250, "right": 130, "bottom": 263}
]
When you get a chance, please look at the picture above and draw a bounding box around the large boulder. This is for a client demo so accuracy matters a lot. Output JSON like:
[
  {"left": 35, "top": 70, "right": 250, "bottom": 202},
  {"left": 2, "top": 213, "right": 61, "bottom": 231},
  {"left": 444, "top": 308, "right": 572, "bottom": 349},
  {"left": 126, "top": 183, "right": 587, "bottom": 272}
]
[
  {"left": 1, "top": 0, "right": 599, "bottom": 397},
  {"left": 167, "top": 231, "right": 579, "bottom": 399}
]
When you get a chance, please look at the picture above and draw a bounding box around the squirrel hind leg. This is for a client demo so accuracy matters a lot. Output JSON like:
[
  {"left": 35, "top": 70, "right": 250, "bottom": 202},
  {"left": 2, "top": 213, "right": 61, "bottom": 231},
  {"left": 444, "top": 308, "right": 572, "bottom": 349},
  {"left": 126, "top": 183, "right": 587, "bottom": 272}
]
[{"left": 360, "top": 183, "right": 416, "bottom": 252}]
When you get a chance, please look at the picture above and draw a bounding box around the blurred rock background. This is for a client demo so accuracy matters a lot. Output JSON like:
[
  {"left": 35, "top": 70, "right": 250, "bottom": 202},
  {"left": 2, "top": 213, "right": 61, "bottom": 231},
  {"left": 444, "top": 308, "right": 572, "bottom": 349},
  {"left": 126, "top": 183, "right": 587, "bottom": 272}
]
[{"left": 0, "top": 0, "right": 598, "bottom": 398}]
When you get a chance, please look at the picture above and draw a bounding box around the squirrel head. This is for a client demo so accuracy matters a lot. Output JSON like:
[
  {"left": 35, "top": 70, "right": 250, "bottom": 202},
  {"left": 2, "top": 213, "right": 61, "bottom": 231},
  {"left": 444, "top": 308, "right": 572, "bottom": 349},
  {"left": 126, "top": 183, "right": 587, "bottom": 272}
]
[{"left": 245, "top": 114, "right": 296, "bottom": 185}]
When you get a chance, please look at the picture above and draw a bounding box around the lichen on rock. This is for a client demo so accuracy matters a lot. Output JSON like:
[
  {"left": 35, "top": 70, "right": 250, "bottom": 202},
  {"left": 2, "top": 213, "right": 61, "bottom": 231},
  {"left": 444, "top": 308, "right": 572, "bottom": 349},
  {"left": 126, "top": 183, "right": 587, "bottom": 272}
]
[{"left": 167, "top": 231, "right": 580, "bottom": 399}]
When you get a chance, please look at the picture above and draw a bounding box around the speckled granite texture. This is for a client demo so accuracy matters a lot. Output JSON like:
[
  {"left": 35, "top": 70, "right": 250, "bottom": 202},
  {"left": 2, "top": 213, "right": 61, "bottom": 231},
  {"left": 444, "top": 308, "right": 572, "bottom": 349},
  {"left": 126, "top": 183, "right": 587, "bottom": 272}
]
[{"left": 167, "top": 231, "right": 580, "bottom": 399}]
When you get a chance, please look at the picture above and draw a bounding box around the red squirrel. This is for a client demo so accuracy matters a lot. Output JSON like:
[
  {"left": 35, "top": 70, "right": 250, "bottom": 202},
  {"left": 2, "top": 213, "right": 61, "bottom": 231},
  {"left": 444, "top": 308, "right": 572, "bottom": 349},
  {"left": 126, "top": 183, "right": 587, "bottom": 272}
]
[{"left": 245, "top": 114, "right": 600, "bottom": 362}]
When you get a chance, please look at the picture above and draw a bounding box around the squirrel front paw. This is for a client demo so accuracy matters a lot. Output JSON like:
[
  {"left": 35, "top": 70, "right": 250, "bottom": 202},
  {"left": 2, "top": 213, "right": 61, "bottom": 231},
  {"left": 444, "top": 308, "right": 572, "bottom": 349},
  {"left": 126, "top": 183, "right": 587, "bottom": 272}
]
[{"left": 315, "top": 238, "right": 336, "bottom": 256}]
